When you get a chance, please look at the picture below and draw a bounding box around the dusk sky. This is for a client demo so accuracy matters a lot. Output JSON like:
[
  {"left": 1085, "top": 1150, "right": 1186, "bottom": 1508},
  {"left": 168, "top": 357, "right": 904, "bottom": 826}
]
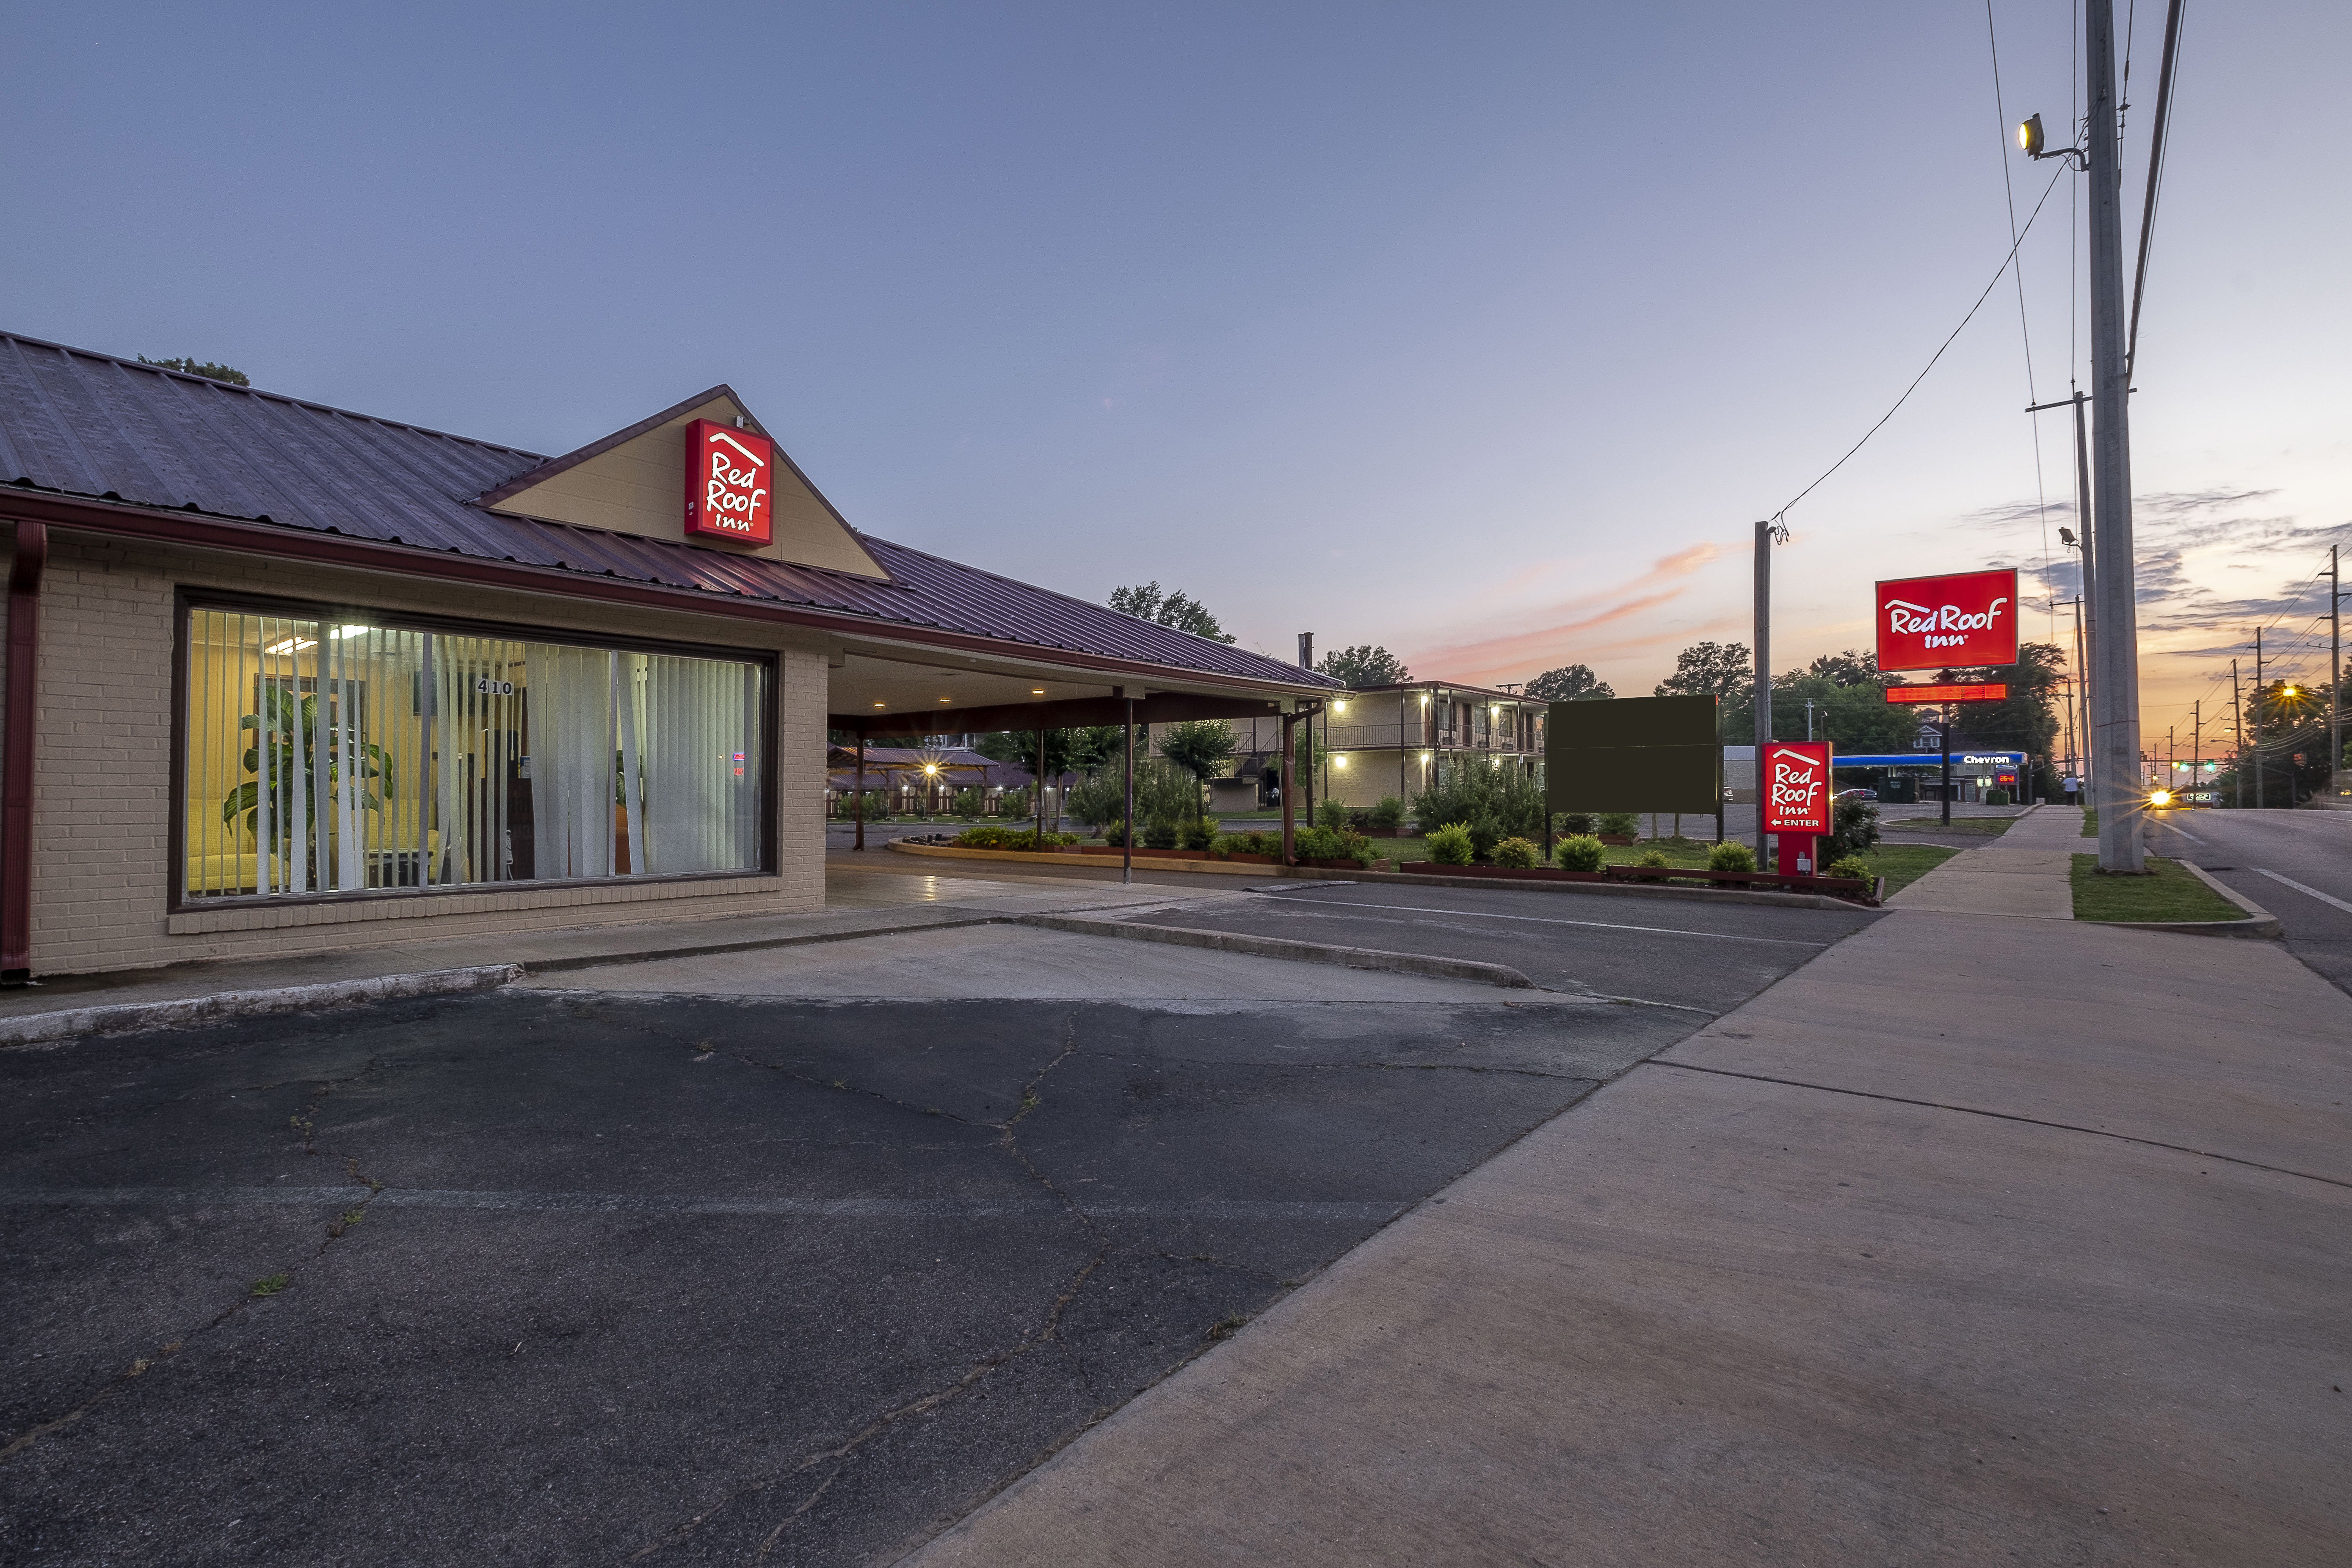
[{"left": 7, "top": 2, "right": 2346, "bottom": 750}]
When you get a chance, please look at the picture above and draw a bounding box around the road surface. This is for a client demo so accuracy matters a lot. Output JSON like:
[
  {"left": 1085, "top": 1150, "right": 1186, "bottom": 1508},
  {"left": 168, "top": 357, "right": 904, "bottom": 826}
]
[{"left": 2145, "top": 807, "right": 2352, "bottom": 995}]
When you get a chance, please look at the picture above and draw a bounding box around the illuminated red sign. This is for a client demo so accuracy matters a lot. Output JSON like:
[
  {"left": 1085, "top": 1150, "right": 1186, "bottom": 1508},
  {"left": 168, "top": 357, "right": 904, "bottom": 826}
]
[
  {"left": 1762, "top": 742, "right": 1833, "bottom": 835},
  {"left": 684, "top": 419, "right": 775, "bottom": 545},
  {"left": 1874, "top": 569, "right": 2018, "bottom": 672},
  {"left": 1885, "top": 682, "right": 2010, "bottom": 704}
]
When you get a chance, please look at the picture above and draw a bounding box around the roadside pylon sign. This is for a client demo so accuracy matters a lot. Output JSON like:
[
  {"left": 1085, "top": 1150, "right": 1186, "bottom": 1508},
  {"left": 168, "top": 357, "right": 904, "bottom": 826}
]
[
  {"left": 1762, "top": 742, "right": 1833, "bottom": 835},
  {"left": 1874, "top": 569, "right": 2018, "bottom": 671}
]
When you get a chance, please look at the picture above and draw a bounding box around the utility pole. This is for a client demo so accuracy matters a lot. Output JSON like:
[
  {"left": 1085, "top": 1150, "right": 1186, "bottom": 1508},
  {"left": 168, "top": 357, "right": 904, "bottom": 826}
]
[
  {"left": 2231, "top": 658, "right": 2243, "bottom": 808},
  {"left": 1753, "top": 519, "right": 1785, "bottom": 863},
  {"left": 2254, "top": 627, "right": 2265, "bottom": 809},
  {"left": 2085, "top": 0, "right": 2145, "bottom": 870},
  {"left": 2190, "top": 699, "right": 2200, "bottom": 804},
  {"left": 2331, "top": 544, "right": 2343, "bottom": 799}
]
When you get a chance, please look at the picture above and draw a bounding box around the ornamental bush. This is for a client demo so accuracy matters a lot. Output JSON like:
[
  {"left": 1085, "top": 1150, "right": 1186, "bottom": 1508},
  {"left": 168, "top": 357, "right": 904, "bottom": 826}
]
[
  {"left": 1142, "top": 817, "right": 1180, "bottom": 850},
  {"left": 1313, "top": 797, "right": 1349, "bottom": 831},
  {"left": 1557, "top": 812, "right": 1595, "bottom": 837},
  {"left": 1368, "top": 795, "right": 1407, "bottom": 831},
  {"left": 951, "top": 787, "right": 987, "bottom": 819},
  {"left": 1180, "top": 817, "right": 1216, "bottom": 851},
  {"left": 1825, "top": 796, "right": 1881, "bottom": 861},
  {"left": 1490, "top": 837, "right": 1540, "bottom": 869},
  {"left": 1554, "top": 834, "right": 1604, "bottom": 872},
  {"left": 1826, "top": 855, "right": 1873, "bottom": 882},
  {"left": 1707, "top": 841, "right": 1757, "bottom": 874},
  {"left": 1598, "top": 811, "right": 1640, "bottom": 837},
  {"left": 1426, "top": 822, "right": 1476, "bottom": 866},
  {"left": 1638, "top": 849, "right": 1672, "bottom": 869}
]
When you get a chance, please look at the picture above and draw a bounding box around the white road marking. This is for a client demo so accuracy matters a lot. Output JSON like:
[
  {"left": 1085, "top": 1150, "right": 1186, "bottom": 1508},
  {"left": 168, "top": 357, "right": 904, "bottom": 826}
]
[
  {"left": 2252, "top": 867, "right": 2352, "bottom": 917},
  {"left": 1250, "top": 895, "right": 1829, "bottom": 946}
]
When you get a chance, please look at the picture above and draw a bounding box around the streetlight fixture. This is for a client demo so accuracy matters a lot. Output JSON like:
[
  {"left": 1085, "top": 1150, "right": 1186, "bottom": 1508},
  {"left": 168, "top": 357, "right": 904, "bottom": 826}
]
[{"left": 2018, "top": 113, "right": 2088, "bottom": 169}]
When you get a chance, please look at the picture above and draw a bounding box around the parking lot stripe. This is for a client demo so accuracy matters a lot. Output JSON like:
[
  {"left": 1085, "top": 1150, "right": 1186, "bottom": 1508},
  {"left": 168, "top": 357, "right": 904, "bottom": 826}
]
[
  {"left": 1248, "top": 896, "right": 1831, "bottom": 946},
  {"left": 0, "top": 1187, "right": 1406, "bottom": 1221},
  {"left": 2253, "top": 867, "right": 2352, "bottom": 916}
]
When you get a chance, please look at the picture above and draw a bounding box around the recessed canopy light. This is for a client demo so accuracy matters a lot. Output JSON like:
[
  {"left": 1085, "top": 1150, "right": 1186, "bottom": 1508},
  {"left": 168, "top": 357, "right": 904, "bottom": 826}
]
[
  {"left": 1032, "top": 688, "right": 1046, "bottom": 695},
  {"left": 939, "top": 697, "right": 952, "bottom": 703},
  {"left": 873, "top": 702, "right": 886, "bottom": 708}
]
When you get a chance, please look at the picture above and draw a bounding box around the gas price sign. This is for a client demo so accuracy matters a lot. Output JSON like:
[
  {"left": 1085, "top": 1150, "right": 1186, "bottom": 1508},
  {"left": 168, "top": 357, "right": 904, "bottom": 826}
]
[{"left": 1874, "top": 569, "right": 2018, "bottom": 672}]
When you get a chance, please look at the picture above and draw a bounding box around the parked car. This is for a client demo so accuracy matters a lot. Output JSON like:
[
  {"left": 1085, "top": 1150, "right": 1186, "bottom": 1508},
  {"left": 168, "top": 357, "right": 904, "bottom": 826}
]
[{"left": 1836, "top": 788, "right": 1878, "bottom": 801}]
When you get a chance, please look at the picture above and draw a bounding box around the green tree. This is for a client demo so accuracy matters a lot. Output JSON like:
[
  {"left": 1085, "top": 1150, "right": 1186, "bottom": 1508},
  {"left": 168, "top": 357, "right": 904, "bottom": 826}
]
[
  {"left": 1157, "top": 720, "right": 1237, "bottom": 818},
  {"left": 1318, "top": 644, "right": 1410, "bottom": 688},
  {"left": 1525, "top": 664, "right": 1614, "bottom": 702},
  {"left": 974, "top": 726, "right": 1120, "bottom": 828},
  {"left": 1109, "top": 581, "right": 1236, "bottom": 643},
  {"left": 1657, "top": 641, "right": 1754, "bottom": 739},
  {"left": 138, "top": 356, "right": 250, "bottom": 386},
  {"left": 1942, "top": 642, "right": 2065, "bottom": 777}
]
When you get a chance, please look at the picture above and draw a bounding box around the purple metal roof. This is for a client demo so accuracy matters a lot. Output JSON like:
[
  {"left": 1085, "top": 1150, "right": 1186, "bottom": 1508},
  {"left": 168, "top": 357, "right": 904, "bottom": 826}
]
[{"left": 0, "top": 332, "right": 1337, "bottom": 691}]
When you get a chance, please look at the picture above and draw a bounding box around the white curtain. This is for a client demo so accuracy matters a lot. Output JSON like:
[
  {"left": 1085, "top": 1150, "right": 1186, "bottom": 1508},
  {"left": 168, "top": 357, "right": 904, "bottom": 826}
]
[
  {"left": 639, "top": 654, "right": 760, "bottom": 873},
  {"left": 526, "top": 643, "right": 616, "bottom": 880}
]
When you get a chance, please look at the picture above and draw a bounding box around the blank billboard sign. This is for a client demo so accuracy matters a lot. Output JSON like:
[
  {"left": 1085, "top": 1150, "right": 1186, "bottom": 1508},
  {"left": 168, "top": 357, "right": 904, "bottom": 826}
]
[{"left": 1545, "top": 695, "right": 1721, "bottom": 814}]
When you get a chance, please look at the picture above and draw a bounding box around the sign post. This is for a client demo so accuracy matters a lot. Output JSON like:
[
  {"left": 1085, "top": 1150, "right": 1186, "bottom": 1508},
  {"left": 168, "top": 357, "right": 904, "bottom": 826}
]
[{"left": 1761, "top": 740, "right": 1833, "bottom": 876}]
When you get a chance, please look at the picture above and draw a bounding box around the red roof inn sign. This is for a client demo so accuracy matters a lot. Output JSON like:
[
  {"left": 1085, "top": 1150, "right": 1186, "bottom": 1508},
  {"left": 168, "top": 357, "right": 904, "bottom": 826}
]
[
  {"left": 1762, "top": 742, "right": 1833, "bottom": 835},
  {"left": 1874, "top": 569, "right": 2018, "bottom": 672},
  {"left": 684, "top": 419, "right": 775, "bottom": 545}
]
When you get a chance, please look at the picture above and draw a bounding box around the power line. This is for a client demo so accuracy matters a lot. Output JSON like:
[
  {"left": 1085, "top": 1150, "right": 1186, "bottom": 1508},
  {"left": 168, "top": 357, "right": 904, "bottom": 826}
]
[
  {"left": 1985, "top": 0, "right": 2056, "bottom": 648},
  {"left": 1772, "top": 165, "right": 2068, "bottom": 523},
  {"left": 2127, "top": 0, "right": 2187, "bottom": 379}
]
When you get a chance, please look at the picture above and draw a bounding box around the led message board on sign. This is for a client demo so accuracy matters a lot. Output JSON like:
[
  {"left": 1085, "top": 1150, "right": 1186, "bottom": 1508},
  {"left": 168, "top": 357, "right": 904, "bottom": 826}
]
[
  {"left": 1885, "top": 682, "right": 2009, "bottom": 704},
  {"left": 1874, "top": 569, "right": 2018, "bottom": 672},
  {"left": 1762, "top": 742, "right": 1833, "bottom": 835},
  {"left": 684, "top": 420, "right": 775, "bottom": 546}
]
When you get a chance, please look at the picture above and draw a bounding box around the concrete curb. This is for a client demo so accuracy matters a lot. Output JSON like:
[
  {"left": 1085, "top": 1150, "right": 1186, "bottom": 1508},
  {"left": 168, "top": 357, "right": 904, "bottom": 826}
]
[
  {"left": 1011, "top": 913, "right": 1535, "bottom": 989},
  {"left": 2100, "top": 863, "right": 2281, "bottom": 940},
  {"left": 0, "top": 965, "right": 523, "bottom": 1049}
]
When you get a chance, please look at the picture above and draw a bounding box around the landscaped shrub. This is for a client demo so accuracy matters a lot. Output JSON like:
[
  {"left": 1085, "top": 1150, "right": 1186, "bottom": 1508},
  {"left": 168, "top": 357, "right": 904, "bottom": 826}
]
[
  {"left": 1426, "top": 823, "right": 1476, "bottom": 866},
  {"left": 1557, "top": 812, "right": 1595, "bottom": 837},
  {"left": 951, "top": 787, "right": 988, "bottom": 819},
  {"left": 955, "top": 824, "right": 1009, "bottom": 849},
  {"left": 1000, "top": 787, "right": 1030, "bottom": 819},
  {"left": 1554, "top": 834, "right": 1604, "bottom": 872},
  {"left": 1707, "top": 841, "right": 1757, "bottom": 874},
  {"left": 1102, "top": 821, "right": 1128, "bottom": 847},
  {"left": 1242, "top": 831, "right": 1278, "bottom": 858},
  {"left": 954, "top": 826, "right": 1077, "bottom": 851},
  {"left": 1825, "top": 797, "right": 1881, "bottom": 861},
  {"left": 1368, "top": 795, "right": 1407, "bottom": 831},
  {"left": 1064, "top": 768, "right": 1125, "bottom": 831},
  {"left": 1179, "top": 817, "right": 1216, "bottom": 851},
  {"left": 1412, "top": 764, "right": 1544, "bottom": 860},
  {"left": 1826, "top": 855, "right": 1872, "bottom": 882},
  {"left": 1638, "top": 849, "right": 1671, "bottom": 869},
  {"left": 1983, "top": 788, "right": 2011, "bottom": 806},
  {"left": 1143, "top": 817, "right": 1180, "bottom": 850},
  {"left": 1490, "top": 837, "right": 1539, "bottom": 869},
  {"left": 1598, "top": 811, "right": 1639, "bottom": 838},
  {"left": 1314, "top": 797, "right": 1349, "bottom": 831}
]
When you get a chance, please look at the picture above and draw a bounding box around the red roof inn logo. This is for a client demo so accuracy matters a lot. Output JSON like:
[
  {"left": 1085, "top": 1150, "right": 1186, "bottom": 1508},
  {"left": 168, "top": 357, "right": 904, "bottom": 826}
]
[
  {"left": 1762, "top": 742, "right": 1832, "bottom": 835},
  {"left": 684, "top": 419, "right": 775, "bottom": 545},
  {"left": 1873, "top": 568, "right": 2018, "bottom": 672}
]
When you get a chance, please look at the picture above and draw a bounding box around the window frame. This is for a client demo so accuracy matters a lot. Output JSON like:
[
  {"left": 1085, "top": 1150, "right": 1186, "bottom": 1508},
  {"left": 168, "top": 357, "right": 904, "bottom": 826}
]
[{"left": 169, "top": 587, "right": 780, "bottom": 913}]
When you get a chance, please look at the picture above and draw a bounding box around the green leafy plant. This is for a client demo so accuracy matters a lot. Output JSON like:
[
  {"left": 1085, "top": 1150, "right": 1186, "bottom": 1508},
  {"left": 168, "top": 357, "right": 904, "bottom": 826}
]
[
  {"left": 220, "top": 687, "right": 395, "bottom": 866},
  {"left": 1426, "top": 822, "right": 1476, "bottom": 866},
  {"left": 1314, "top": 797, "right": 1349, "bottom": 831},
  {"left": 1412, "top": 763, "right": 1544, "bottom": 860},
  {"left": 1158, "top": 721, "right": 1237, "bottom": 816},
  {"left": 1143, "top": 817, "right": 1181, "bottom": 850},
  {"left": 1490, "top": 837, "right": 1540, "bottom": 869},
  {"left": 1825, "top": 796, "right": 1881, "bottom": 860},
  {"left": 999, "top": 786, "right": 1030, "bottom": 819},
  {"left": 1179, "top": 817, "right": 1217, "bottom": 850},
  {"left": 1367, "top": 795, "right": 1406, "bottom": 831},
  {"left": 950, "top": 787, "right": 987, "bottom": 819},
  {"left": 1707, "top": 841, "right": 1757, "bottom": 874},
  {"left": 1826, "top": 855, "right": 1872, "bottom": 881},
  {"left": 1554, "top": 834, "right": 1604, "bottom": 872},
  {"left": 1597, "top": 811, "right": 1639, "bottom": 837},
  {"left": 1557, "top": 812, "right": 1595, "bottom": 837},
  {"left": 1638, "top": 849, "right": 1671, "bottom": 869}
]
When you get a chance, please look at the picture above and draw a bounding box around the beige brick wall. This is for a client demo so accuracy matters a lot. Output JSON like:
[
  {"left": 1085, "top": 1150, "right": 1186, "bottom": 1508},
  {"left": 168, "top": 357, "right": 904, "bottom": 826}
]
[{"left": 0, "top": 526, "right": 831, "bottom": 977}]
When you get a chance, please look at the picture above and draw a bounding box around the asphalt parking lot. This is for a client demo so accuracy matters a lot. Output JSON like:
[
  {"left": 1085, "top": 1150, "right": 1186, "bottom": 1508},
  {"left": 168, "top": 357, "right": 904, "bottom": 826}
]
[
  {"left": 1135, "top": 881, "right": 1882, "bottom": 1011},
  {"left": 1, "top": 948, "right": 1704, "bottom": 1566}
]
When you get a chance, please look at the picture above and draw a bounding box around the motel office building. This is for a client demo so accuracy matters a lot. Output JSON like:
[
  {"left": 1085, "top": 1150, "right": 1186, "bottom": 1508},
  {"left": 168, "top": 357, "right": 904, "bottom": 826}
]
[{"left": 0, "top": 334, "right": 1334, "bottom": 981}]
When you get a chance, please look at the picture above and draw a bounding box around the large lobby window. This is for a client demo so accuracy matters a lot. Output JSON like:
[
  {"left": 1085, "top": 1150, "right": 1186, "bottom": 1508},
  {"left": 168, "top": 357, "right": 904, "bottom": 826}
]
[{"left": 180, "top": 604, "right": 768, "bottom": 901}]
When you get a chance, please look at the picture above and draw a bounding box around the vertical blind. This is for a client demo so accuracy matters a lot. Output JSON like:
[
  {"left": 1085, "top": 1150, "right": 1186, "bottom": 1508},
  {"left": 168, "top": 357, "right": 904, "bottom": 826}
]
[{"left": 183, "top": 609, "right": 765, "bottom": 899}]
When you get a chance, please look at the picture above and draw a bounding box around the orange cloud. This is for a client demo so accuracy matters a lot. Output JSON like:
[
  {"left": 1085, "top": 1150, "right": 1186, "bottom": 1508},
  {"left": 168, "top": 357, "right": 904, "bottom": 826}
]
[{"left": 1405, "top": 541, "right": 1728, "bottom": 686}]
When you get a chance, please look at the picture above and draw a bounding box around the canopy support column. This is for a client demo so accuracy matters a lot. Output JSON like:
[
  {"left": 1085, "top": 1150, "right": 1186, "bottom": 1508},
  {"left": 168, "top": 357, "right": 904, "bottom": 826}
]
[
  {"left": 1280, "top": 712, "right": 1296, "bottom": 866},
  {"left": 853, "top": 737, "right": 865, "bottom": 851},
  {"left": 1122, "top": 691, "right": 1135, "bottom": 885}
]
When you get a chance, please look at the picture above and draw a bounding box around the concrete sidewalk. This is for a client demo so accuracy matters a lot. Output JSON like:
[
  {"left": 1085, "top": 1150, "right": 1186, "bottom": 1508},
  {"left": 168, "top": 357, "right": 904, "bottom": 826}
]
[
  {"left": 1887, "top": 802, "right": 2076, "bottom": 918},
  {"left": 903, "top": 809, "right": 2352, "bottom": 1566}
]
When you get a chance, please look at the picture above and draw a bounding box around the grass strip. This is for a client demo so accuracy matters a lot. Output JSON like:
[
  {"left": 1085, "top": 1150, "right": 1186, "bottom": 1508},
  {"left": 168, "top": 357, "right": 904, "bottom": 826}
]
[
  {"left": 2070, "top": 854, "right": 2246, "bottom": 923},
  {"left": 1860, "top": 844, "right": 1958, "bottom": 894},
  {"left": 1882, "top": 816, "right": 2017, "bottom": 837},
  {"left": 2082, "top": 809, "right": 2097, "bottom": 837}
]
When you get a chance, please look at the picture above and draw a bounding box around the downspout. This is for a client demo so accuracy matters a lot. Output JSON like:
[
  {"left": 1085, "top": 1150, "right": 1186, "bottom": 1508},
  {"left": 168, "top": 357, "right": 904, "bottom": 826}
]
[{"left": 3, "top": 521, "right": 48, "bottom": 985}]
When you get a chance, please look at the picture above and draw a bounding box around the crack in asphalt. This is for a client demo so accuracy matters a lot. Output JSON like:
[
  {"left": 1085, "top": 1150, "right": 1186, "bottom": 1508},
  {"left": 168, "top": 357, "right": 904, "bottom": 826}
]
[{"left": 0, "top": 1056, "right": 389, "bottom": 1465}]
